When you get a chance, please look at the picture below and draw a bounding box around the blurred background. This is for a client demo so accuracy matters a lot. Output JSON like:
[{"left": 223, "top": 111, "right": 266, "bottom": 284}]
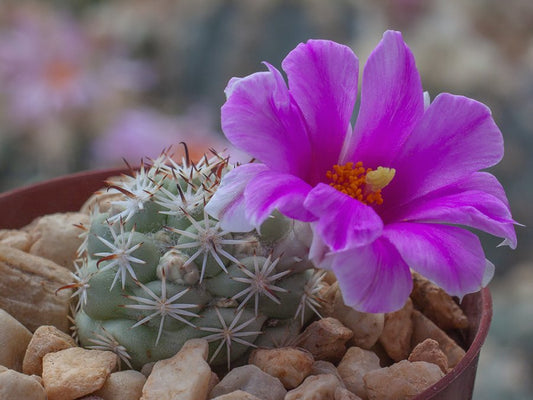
[{"left": 0, "top": 0, "right": 531, "bottom": 397}]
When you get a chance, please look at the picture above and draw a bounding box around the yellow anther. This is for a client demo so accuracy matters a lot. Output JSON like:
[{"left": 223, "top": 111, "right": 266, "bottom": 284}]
[
  {"left": 365, "top": 167, "right": 396, "bottom": 193},
  {"left": 326, "top": 162, "right": 395, "bottom": 206}
]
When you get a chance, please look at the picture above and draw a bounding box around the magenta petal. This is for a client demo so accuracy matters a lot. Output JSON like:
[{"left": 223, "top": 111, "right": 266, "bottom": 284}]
[
  {"left": 205, "top": 163, "right": 268, "bottom": 232},
  {"left": 329, "top": 238, "right": 412, "bottom": 313},
  {"left": 243, "top": 170, "right": 315, "bottom": 229},
  {"left": 390, "top": 189, "right": 517, "bottom": 249},
  {"left": 308, "top": 227, "right": 333, "bottom": 270},
  {"left": 345, "top": 30, "right": 424, "bottom": 167},
  {"left": 386, "top": 93, "right": 504, "bottom": 206},
  {"left": 304, "top": 183, "right": 383, "bottom": 251},
  {"left": 221, "top": 67, "right": 312, "bottom": 179},
  {"left": 282, "top": 39, "right": 358, "bottom": 184},
  {"left": 384, "top": 223, "right": 486, "bottom": 297},
  {"left": 442, "top": 172, "right": 511, "bottom": 208}
]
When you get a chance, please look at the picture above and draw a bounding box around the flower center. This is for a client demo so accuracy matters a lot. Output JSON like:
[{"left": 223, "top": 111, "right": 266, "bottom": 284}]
[{"left": 326, "top": 161, "right": 395, "bottom": 205}]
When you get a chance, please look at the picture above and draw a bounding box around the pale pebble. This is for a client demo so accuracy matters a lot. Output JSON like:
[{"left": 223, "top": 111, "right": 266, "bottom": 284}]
[
  {"left": 285, "top": 374, "right": 341, "bottom": 400},
  {"left": 408, "top": 338, "right": 448, "bottom": 373},
  {"left": 325, "top": 285, "right": 384, "bottom": 349},
  {"left": 363, "top": 360, "right": 444, "bottom": 400},
  {"left": 208, "top": 372, "right": 220, "bottom": 394},
  {"left": 209, "top": 364, "right": 286, "bottom": 400},
  {"left": 27, "top": 212, "right": 89, "bottom": 269},
  {"left": 337, "top": 347, "right": 381, "bottom": 400},
  {"left": 411, "top": 310, "right": 465, "bottom": 368},
  {"left": 0, "top": 245, "right": 72, "bottom": 332},
  {"left": 295, "top": 317, "right": 353, "bottom": 363},
  {"left": 410, "top": 272, "right": 469, "bottom": 330},
  {"left": 23, "top": 325, "right": 77, "bottom": 376},
  {"left": 0, "top": 367, "right": 46, "bottom": 400},
  {"left": 141, "top": 339, "right": 211, "bottom": 400},
  {"left": 93, "top": 370, "right": 146, "bottom": 400},
  {"left": 0, "top": 229, "right": 32, "bottom": 251},
  {"left": 335, "top": 387, "right": 363, "bottom": 400},
  {"left": 140, "top": 361, "right": 155, "bottom": 377},
  {"left": 248, "top": 347, "right": 314, "bottom": 389},
  {"left": 0, "top": 308, "right": 33, "bottom": 371},
  {"left": 379, "top": 298, "right": 413, "bottom": 362},
  {"left": 211, "top": 390, "right": 262, "bottom": 400},
  {"left": 310, "top": 361, "right": 345, "bottom": 387},
  {"left": 42, "top": 347, "right": 117, "bottom": 400}
]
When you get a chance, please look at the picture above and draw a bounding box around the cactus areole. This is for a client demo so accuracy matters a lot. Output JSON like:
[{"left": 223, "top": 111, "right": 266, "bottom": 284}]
[{"left": 69, "top": 148, "right": 325, "bottom": 370}]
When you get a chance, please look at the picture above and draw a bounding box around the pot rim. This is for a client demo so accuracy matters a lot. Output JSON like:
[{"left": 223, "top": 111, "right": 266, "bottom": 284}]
[
  {"left": 415, "top": 286, "right": 492, "bottom": 398},
  {"left": 0, "top": 167, "right": 129, "bottom": 229}
]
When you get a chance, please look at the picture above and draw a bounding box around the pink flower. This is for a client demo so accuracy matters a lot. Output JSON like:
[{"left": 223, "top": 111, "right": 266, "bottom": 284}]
[{"left": 206, "top": 31, "right": 517, "bottom": 312}]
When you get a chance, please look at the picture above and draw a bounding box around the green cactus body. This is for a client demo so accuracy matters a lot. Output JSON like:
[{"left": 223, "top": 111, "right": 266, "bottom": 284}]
[{"left": 70, "top": 150, "right": 326, "bottom": 370}]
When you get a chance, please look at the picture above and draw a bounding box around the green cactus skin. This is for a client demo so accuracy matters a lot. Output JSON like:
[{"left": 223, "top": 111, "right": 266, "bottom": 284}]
[{"left": 70, "top": 149, "right": 325, "bottom": 370}]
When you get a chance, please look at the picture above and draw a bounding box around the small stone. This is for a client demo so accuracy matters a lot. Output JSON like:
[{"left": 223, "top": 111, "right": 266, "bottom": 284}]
[
  {"left": 248, "top": 347, "right": 314, "bottom": 389},
  {"left": 208, "top": 372, "right": 220, "bottom": 394},
  {"left": 324, "top": 284, "right": 384, "bottom": 349},
  {"left": 42, "top": 347, "right": 117, "bottom": 400},
  {"left": 363, "top": 360, "right": 444, "bottom": 400},
  {"left": 285, "top": 374, "right": 341, "bottom": 400},
  {"left": 140, "top": 361, "right": 156, "bottom": 377},
  {"left": 368, "top": 342, "right": 393, "bottom": 368},
  {"left": 93, "top": 370, "right": 146, "bottom": 400},
  {"left": 27, "top": 212, "right": 89, "bottom": 269},
  {"left": 0, "top": 229, "right": 32, "bottom": 251},
  {"left": 211, "top": 390, "right": 262, "bottom": 400},
  {"left": 411, "top": 310, "right": 465, "bottom": 368},
  {"left": 410, "top": 272, "right": 469, "bottom": 330},
  {"left": 141, "top": 339, "right": 211, "bottom": 400},
  {"left": 310, "top": 361, "right": 345, "bottom": 387},
  {"left": 0, "top": 244, "right": 72, "bottom": 332},
  {"left": 295, "top": 317, "right": 353, "bottom": 363},
  {"left": 209, "top": 364, "right": 286, "bottom": 400},
  {"left": 335, "top": 387, "right": 363, "bottom": 400},
  {"left": 378, "top": 298, "right": 413, "bottom": 361},
  {"left": 408, "top": 338, "right": 448, "bottom": 373},
  {"left": 0, "top": 308, "right": 33, "bottom": 371},
  {"left": 23, "top": 325, "right": 77, "bottom": 376},
  {"left": 337, "top": 346, "right": 381, "bottom": 400},
  {"left": 0, "top": 367, "right": 46, "bottom": 400}
]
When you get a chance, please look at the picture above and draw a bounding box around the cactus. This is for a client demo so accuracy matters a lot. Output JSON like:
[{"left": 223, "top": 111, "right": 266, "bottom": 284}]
[{"left": 67, "top": 147, "right": 326, "bottom": 370}]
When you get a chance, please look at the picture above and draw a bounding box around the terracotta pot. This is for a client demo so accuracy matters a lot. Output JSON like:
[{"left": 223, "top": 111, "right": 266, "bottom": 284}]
[{"left": 0, "top": 168, "right": 492, "bottom": 400}]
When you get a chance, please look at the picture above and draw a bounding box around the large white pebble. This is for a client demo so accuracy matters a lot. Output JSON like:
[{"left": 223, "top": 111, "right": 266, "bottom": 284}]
[
  {"left": 209, "top": 364, "right": 286, "bottom": 400},
  {"left": 0, "top": 367, "right": 46, "bottom": 400},
  {"left": 42, "top": 347, "right": 117, "bottom": 400},
  {"left": 141, "top": 339, "right": 211, "bottom": 400},
  {"left": 0, "top": 308, "right": 33, "bottom": 371},
  {"left": 363, "top": 360, "right": 444, "bottom": 400},
  {"left": 94, "top": 370, "right": 146, "bottom": 400}
]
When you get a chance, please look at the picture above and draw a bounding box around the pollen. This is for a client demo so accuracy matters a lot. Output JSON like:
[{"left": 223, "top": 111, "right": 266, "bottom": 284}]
[{"left": 326, "top": 162, "right": 395, "bottom": 205}]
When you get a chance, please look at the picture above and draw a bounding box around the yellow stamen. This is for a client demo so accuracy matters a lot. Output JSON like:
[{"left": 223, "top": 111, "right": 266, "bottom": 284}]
[
  {"left": 365, "top": 167, "right": 396, "bottom": 192},
  {"left": 326, "top": 162, "right": 395, "bottom": 205}
]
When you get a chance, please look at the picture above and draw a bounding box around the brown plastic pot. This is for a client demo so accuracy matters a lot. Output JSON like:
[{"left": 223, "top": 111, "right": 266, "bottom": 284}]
[{"left": 0, "top": 168, "right": 492, "bottom": 400}]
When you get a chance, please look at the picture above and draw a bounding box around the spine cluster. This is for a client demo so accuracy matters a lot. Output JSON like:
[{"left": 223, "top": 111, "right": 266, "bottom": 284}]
[{"left": 70, "top": 148, "right": 325, "bottom": 370}]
